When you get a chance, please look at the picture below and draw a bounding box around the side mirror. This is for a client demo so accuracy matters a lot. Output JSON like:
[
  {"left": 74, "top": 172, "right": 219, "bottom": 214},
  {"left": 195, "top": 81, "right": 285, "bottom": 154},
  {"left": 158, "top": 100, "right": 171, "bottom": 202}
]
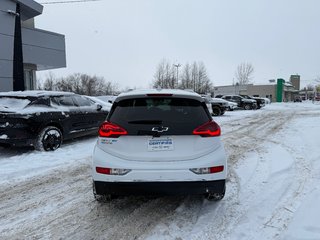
[{"left": 96, "top": 104, "right": 102, "bottom": 111}]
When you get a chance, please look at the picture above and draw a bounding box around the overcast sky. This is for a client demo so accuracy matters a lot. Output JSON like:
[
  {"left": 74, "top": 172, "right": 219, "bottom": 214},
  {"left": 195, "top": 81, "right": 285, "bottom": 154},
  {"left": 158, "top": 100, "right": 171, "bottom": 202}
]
[{"left": 36, "top": 0, "right": 320, "bottom": 89}]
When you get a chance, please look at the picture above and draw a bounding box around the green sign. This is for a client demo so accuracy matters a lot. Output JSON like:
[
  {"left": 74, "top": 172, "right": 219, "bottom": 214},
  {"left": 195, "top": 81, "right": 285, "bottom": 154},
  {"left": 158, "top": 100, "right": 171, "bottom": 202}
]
[{"left": 277, "top": 79, "right": 285, "bottom": 102}]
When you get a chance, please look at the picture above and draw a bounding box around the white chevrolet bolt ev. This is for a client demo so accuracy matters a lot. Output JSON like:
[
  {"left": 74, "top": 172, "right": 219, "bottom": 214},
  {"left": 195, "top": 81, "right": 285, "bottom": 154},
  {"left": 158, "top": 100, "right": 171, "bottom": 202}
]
[{"left": 92, "top": 89, "right": 227, "bottom": 201}]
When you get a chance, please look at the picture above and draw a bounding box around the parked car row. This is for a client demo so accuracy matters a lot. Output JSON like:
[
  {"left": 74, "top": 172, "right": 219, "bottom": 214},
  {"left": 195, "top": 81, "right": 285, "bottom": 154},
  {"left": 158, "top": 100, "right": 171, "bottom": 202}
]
[
  {"left": 214, "top": 94, "right": 266, "bottom": 111},
  {"left": 202, "top": 95, "right": 238, "bottom": 116},
  {"left": 202, "top": 94, "right": 265, "bottom": 116}
]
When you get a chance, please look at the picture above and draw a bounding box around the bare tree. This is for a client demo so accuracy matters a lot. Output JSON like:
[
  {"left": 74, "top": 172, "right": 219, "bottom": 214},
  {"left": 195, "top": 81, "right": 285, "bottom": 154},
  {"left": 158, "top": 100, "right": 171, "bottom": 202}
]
[
  {"left": 179, "top": 63, "right": 193, "bottom": 89},
  {"left": 40, "top": 73, "right": 118, "bottom": 96},
  {"left": 235, "top": 62, "right": 254, "bottom": 85},
  {"left": 189, "top": 61, "right": 212, "bottom": 93},
  {"left": 152, "top": 59, "right": 177, "bottom": 89},
  {"left": 153, "top": 60, "right": 213, "bottom": 93},
  {"left": 197, "top": 62, "right": 212, "bottom": 94},
  {"left": 54, "top": 77, "right": 73, "bottom": 92},
  {"left": 305, "top": 84, "right": 315, "bottom": 91},
  {"left": 153, "top": 60, "right": 165, "bottom": 88},
  {"left": 41, "top": 72, "right": 56, "bottom": 90}
]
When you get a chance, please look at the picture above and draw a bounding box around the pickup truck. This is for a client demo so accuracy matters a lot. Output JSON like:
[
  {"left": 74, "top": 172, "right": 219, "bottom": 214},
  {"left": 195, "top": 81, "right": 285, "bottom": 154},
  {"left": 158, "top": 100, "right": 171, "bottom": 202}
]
[{"left": 202, "top": 96, "right": 229, "bottom": 116}]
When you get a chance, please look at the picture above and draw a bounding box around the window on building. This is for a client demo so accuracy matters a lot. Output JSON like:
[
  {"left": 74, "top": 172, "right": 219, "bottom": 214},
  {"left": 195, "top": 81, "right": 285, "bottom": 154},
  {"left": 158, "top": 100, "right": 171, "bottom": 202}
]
[{"left": 24, "top": 70, "right": 34, "bottom": 90}]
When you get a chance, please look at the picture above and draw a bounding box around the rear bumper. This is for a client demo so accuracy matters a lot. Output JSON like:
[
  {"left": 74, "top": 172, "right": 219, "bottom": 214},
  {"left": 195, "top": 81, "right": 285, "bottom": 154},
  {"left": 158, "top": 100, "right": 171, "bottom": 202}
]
[
  {"left": 94, "top": 179, "right": 225, "bottom": 196},
  {"left": 92, "top": 143, "right": 227, "bottom": 182}
]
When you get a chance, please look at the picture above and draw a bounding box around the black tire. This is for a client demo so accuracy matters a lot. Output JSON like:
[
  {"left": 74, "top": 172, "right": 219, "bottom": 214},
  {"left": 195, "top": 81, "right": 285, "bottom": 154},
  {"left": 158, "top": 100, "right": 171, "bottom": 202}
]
[
  {"left": 34, "top": 126, "right": 62, "bottom": 151},
  {"left": 211, "top": 106, "right": 222, "bottom": 116},
  {"left": 244, "top": 104, "right": 251, "bottom": 110},
  {"left": 205, "top": 185, "right": 226, "bottom": 201},
  {"left": 220, "top": 109, "right": 226, "bottom": 115},
  {"left": 93, "top": 182, "right": 113, "bottom": 202}
]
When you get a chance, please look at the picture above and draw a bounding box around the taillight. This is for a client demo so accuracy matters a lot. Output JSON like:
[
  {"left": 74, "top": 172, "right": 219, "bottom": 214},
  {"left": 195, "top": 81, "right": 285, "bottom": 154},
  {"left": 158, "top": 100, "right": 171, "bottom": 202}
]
[
  {"left": 193, "top": 120, "right": 221, "bottom": 137},
  {"left": 96, "top": 167, "right": 131, "bottom": 175},
  {"left": 190, "top": 166, "right": 224, "bottom": 174},
  {"left": 96, "top": 167, "right": 110, "bottom": 175},
  {"left": 99, "top": 122, "right": 128, "bottom": 138}
]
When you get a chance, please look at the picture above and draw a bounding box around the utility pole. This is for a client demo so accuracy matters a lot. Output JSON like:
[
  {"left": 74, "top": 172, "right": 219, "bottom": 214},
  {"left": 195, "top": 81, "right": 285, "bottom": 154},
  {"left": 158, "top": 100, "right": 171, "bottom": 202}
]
[{"left": 173, "top": 63, "right": 181, "bottom": 88}]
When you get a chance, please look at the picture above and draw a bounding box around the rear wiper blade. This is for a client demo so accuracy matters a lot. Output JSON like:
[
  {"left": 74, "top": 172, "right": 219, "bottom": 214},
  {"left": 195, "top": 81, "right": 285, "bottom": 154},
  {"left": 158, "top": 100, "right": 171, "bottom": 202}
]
[{"left": 128, "top": 120, "right": 162, "bottom": 125}]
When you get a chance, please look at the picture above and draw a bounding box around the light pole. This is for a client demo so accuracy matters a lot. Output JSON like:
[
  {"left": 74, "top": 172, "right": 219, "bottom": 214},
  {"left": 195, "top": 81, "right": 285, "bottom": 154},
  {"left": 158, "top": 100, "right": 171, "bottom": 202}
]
[{"left": 173, "top": 63, "right": 181, "bottom": 88}]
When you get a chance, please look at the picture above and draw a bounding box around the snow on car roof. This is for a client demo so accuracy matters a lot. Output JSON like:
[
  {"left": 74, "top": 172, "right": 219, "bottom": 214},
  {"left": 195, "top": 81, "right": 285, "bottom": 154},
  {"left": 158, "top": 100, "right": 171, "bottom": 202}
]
[
  {"left": 0, "top": 90, "right": 74, "bottom": 97},
  {"left": 116, "top": 89, "right": 202, "bottom": 101}
]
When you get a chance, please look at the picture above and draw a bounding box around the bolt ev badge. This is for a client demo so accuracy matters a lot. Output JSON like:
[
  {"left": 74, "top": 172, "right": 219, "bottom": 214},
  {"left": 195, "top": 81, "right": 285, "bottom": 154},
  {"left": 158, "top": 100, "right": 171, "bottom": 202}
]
[{"left": 152, "top": 126, "right": 169, "bottom": 133}]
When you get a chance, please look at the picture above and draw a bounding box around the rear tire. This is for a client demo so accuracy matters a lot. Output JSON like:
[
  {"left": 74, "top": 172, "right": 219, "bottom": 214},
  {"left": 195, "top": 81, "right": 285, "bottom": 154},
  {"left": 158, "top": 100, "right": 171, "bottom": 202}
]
[
  {"left": 244, "top": 104, "right": 251, "bottom": 110},
  {"left": 205, "top": 185, "right": 226, "bottom": 201},
  {"left": 34, "top": 126, "right": 62, "bottom": 151},
  {"left": 93, "top": 182, "right": 114, "bottom": 202},
  {"left": 211, "top": 106, "right": 222, "bottom": 116}
]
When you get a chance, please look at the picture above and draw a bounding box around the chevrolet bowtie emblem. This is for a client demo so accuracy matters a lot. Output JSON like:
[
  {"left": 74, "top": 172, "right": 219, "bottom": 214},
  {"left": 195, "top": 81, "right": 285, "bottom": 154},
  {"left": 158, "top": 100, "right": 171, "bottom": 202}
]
[{"left": 151, "top": 126, "right": 169, "bottom": 133}]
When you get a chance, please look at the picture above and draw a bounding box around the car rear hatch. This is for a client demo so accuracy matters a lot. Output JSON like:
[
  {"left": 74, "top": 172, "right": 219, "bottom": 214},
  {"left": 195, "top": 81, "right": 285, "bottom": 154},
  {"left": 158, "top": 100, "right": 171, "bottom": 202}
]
[{"left": 97, "top": 96, "right": 222, "bottom": 162}]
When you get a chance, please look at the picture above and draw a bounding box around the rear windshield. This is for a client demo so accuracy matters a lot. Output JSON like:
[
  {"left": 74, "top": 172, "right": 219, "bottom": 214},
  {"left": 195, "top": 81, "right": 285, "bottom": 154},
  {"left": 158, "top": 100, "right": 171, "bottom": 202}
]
[{"left": 109, "top": 97, "right": 210, "bottom": 135}]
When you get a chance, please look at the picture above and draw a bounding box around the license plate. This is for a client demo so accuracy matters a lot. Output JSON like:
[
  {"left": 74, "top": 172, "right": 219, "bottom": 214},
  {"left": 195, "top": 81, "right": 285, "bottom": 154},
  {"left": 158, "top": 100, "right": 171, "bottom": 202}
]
[{"left": 148, "top": 138, "right": 174, "bottom": 151}]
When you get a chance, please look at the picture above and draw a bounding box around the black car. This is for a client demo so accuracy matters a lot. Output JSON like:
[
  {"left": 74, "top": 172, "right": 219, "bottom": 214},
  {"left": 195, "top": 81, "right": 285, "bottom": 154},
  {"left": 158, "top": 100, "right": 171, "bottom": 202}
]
[
  {"left": 221, "top": 95, "right": 257, "bottom": 110},
  {"left": 294, "top": 96, "right": 302, "bottom": 102},
  {"left": 240, "top": 95, "right": 265, "bottom": 109},
  {"left": 0, "top": 91, "right": 109, "bottom": 151}
]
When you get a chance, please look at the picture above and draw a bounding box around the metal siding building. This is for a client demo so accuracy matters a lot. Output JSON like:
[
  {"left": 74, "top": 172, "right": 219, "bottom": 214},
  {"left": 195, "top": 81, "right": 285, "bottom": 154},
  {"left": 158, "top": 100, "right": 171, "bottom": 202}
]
[
  {"left": 0, "top": 0, "right": 66, "bottom": 92},
  {"left": 213, "top": 77, "right": 300, "bottom": 102},
  {"left": 247, "top": 85, "right": 277, "bottom": 102}
]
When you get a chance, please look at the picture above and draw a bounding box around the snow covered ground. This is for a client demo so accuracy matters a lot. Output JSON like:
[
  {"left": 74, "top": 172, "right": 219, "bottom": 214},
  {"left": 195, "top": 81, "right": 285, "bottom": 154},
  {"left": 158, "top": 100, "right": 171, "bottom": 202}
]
[{"left": 0, "top": 101, "right": 320, "bottom": 239}]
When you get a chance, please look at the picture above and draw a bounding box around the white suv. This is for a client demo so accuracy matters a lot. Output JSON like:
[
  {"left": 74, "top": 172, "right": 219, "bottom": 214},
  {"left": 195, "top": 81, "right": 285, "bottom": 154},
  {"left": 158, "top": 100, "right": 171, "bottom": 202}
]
[{"left": 92, "top": 89, "right": 227, "bottom": 201}]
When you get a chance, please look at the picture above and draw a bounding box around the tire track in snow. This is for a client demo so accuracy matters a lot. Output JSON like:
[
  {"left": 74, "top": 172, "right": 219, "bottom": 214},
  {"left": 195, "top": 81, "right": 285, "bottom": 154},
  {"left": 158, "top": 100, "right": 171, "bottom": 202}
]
[
  {"left": 200, "top": 110, "right": 317, "bottom": 240},
  {"left": 0, "top": 161, "right": 185, "bottom": 240},
  {"left": 257, "top": 114, "right": 316, "bottom": 238}
]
